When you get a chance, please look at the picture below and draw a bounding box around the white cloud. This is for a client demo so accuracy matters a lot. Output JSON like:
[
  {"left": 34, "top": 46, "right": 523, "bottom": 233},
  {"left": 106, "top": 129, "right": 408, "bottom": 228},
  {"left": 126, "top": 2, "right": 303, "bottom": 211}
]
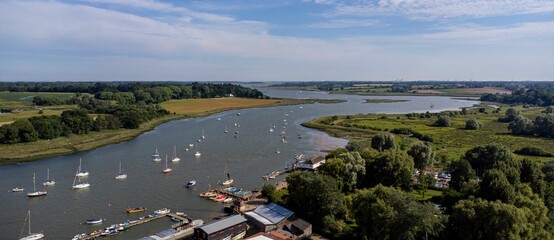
[
  {"left": 314, "top": 0, "right": 554, "bottom": 20},
  {"left": 307, "top": 18, "right": 378, "bottom": 28},
  {"left": 0, "top": 0, "right": 553, "bottom": 81}
]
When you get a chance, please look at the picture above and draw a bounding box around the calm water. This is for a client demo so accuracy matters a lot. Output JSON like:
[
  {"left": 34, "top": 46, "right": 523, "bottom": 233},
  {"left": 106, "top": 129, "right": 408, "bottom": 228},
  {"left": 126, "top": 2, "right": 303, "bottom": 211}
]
[{"left": 0, "top": 87, "right": 478, "bottom": 239}]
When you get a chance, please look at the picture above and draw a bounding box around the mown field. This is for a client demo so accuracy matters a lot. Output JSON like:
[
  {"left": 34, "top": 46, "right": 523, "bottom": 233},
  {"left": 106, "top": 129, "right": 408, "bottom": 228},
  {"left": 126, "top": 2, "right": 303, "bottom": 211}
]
[
  {"left": 160, "top": 97, "right": 284, "bottom": 115},
  {"left": 304, "top": 104, "right": 554, "bottom": 166},
  {"left": 0, "top": 92, "right": 78, "bottom": 126}
]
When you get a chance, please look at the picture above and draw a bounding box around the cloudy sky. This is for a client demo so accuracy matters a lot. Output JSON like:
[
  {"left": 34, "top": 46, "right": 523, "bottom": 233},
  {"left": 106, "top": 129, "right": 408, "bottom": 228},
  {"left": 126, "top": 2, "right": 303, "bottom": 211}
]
[{"left": 0, "top": 0, "right": 553, "bottom": 81}]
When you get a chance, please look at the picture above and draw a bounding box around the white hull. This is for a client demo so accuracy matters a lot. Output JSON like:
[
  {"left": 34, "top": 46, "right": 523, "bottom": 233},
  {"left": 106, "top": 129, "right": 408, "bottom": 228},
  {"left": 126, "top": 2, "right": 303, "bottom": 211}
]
[
  {"left": 12, "top": 188, "right": 24, "bottom": 192},
  {"left": 76, "top": 172, "right": 89, "bottom": 177},
  {"left": 27, "top": 191, "right": 47, "bottom": 197},
  {"left": 73, "top": 183, "right": 90, "bottom": 189},
  {"left": 115, "top": 174, "right": 127, "bottom": 180},
  {"left": 154, "top": 208, "right": 170, "bottom": 215},
  {"left": 172, "top": 157, "right": 180, "bottom": 162},
  {"left": 195, "top": 152, "right": 201, "bottom": 157},
  {"left": 153, "top": 157, "right": 162, "bottom": 162},
  {"left": 19, "top": 233, "right": 44, "bottom": 240},
  {"left": 222, "top": 179, "right": 234, "bottom": 186},
  {"left": 42, "top": 180, "right": 55, "bottom": 186}
]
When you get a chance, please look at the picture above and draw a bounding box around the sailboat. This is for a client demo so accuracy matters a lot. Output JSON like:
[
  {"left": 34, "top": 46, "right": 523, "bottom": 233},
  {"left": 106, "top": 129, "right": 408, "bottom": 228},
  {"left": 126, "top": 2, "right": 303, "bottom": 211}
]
[
  {"left": 42, "top": 168, "right": 55, "bottom": 186},
  {"left": 201, "top": 129, "right": 205, "bottom": 139},
  {"left": 27, "top": 173, "right": 47, "bottom": 197},
  {"left": 19, "top": 210, "right": 44, "bottom": 240},
  {"left": 72, "top": 165, "right": 90, "bottom": 189},
  {"left": 75, "top": 158, "right": 89, "bottom": 177},
  {"left": 269, "top": 123, "right": 274, "bottom": 132},
  {"left": 276, "top": 148, "right": 280, "bottom": 154},
  {"left": 224, "top": 126, "right": 228, "bottom": 134},
  {"left": 115, "top": 161, "right": 127, "bottom": 180},
  {"left": 221, "top": 161, "right": 234, "bottom": 186},
  {"left": 152, "top": 147, "right": 161, "bottom": 162},
  {"left": 172, "top": 146, "right": 180, "bottom": 162},
  {"left": 163, "top": 155, "right": 172, "bottom": 173}
]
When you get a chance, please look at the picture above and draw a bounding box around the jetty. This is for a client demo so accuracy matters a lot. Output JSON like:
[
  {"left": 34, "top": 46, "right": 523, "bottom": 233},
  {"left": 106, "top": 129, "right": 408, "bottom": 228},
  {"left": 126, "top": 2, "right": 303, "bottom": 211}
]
[
  {"left": 262, "top": 168, "right": 292, "bottom": 180},
  {"left": 72, "top": 212, "right": 170, "bottom": 240}
]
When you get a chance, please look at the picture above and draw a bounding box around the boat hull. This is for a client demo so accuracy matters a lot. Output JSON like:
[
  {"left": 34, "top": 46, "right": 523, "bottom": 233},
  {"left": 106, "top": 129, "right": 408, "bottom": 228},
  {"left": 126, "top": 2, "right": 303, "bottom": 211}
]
[{"left": 19, "top": 233, "right": 44, "bottom": 240}]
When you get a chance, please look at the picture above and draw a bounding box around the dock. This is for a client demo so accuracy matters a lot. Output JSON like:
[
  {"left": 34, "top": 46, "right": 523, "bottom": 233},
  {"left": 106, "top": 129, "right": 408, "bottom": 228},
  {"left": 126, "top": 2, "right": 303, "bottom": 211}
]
[
  {"left": 213, "top": 188, "right": 252, "bottom": 200},
  {"left": 262, "top": 168, "right": 292, "bottom": 180},
  {"left": 73, "top": 212, "right": 169, "bottom": 240}
]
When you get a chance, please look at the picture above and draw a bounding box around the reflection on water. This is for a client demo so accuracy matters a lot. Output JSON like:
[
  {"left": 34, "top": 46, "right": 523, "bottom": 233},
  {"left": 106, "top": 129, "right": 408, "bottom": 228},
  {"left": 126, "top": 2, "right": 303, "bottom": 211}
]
[{"left": 0, "top": 87, "right": 479, "bottom": 239}]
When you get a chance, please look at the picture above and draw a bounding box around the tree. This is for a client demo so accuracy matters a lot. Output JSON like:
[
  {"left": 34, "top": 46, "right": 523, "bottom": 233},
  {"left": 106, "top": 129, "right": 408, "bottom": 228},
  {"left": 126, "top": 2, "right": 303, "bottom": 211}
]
[
  {"left": 365, "top": 150, "right": 414, "bottom": 191},
  {"left": 407, "top": 142, "right": 435, "bottom": 171},
  {"left": 286, "top": 171, "right": 346, "bottom": 229},
  {"left": 465, "top": 119, "right": 483, "bottom": 130},
  {"left": 542, "top": 160, "right": 554, "bottom": 182},
  {"left": 351, "top": 185, "right": 445, "bottom": 240},
  {"left": 448, "top": 196, "right": 550, "bottom": 240},
  {"left": 434, "top": 115, "right": 452, "bottom": 127},
  {"left": 371, "top": 133, "right": 396, "bottom": 151},
  {"left": 449, "top": 159, "right": 476, "bottom": 191},
  {"left": 520, "top": 159, "right": 544, "bottom": 196},
  {"left": 534, "top": 113, "right": 554, "bottom": 138},
  {"left": 479, "top": 169, "right": 516, "bottom": 203},
  {"left": 261, "top": 183, "right": 276, "bottom": 202},
  {"left": 499, "top": 108, "right": 520, "bottom": 122},
  {"left": 319, "top": 158, "right": 347, "bottom": 191},
  {"left": 61, "top": 109, "right": 93, "bottom": 135},
  {"left": 463, "top": 143, "right": 516, "bottom": 177},
  {"left": 508, "top": 115, "right": 533, "bottom": 135},
  {"left": 545, "top": 106, "right": 554, "bottom": 114}
]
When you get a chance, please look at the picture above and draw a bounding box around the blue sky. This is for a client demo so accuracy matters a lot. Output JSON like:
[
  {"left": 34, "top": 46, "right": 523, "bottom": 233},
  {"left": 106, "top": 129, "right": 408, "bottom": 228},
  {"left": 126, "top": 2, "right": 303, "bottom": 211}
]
[{"left": 0, "top": 0, "right": 553, "bottom": 81}]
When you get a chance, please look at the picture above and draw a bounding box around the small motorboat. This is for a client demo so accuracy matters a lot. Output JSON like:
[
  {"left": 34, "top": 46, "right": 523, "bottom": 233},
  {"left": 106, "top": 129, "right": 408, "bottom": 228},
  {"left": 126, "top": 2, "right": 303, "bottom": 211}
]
[
  {"left": 85, "top": 217, "right": 103, "bottom": 225},
  {"left": 11, "top": 187, "right": 24, "bottom": 192},
  {"left": 154, "top": 208, "right": 170, "bottom": 215},
  {"left": 185, "top": 180, "right": 196, "bottom": 188}
]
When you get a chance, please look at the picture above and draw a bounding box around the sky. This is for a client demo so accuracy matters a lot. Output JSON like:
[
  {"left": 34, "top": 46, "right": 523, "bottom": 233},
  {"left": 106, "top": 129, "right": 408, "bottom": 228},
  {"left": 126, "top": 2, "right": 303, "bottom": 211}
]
[{"left": 0, "top": 0, "right": 553, "bottom": 82}]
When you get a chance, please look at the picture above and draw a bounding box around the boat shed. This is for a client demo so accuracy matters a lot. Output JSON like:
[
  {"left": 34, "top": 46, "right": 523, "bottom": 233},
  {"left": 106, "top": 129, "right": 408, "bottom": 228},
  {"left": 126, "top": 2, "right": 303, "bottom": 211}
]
[
  {"left": 294, "top": 156, "right": 326, "bottom": 170},
  {"left": 194, "top": 215, "right": 248, "bottom": 240},
  {"left": 244, "top": 203, "right": 294, "bottom": 232}
]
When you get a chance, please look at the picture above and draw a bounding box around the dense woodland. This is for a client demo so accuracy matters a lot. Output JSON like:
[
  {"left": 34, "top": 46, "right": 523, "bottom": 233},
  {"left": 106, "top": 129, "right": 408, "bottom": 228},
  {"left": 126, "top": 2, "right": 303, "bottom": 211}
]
[
  {"left": 482, "top": 88, "right": 554, "bottom": 106},
  {"left": 0, "top": 82, "right": 265, "bottom": 144},
  {"left": 264, "top": 139, "right": 554, "bottom": 239}
]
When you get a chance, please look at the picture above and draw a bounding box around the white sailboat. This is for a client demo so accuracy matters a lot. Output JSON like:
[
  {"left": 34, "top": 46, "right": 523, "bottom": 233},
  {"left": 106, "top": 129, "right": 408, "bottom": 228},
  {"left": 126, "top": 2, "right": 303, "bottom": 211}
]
[
  {"left": 152, "top": 147, "right": 161, "bottom": 162},
  {"left": 201, "top": 129, "right": 205, "bottom": 139},
  {"left": 172, "top": 146, "right": 180, "bottom": 162},
  {"left": 75, "top": 158, "right": 89, "bottom": 177},
  {"left": 42, "top": 168, "right": 55, "bottom": 186},
  {"left": 72, "top": 164, "right": 90, "bottom": 189},
  {"left": 269, "top": 123, "right": 274, "bottom": 132},
  {"left": 221, "top": 161, "right": 234, "bottom": 186},
  {"left": 115, "top": 162, "right": 127, "bottom": 180},
  {"left": 276, "top": 148, "right": 280, "bottom": 154},
  {"left": 19, "top": 210, "right": 44, "bottom": 240},
  {"left": 27, "top": 173, "right": 47, "bottom": 197},
  {"left": 224, "top": 126, "right": 228, "bottom": 134},
  {"left": 163, "top": 155, "right": 172, "bottom": 173}
]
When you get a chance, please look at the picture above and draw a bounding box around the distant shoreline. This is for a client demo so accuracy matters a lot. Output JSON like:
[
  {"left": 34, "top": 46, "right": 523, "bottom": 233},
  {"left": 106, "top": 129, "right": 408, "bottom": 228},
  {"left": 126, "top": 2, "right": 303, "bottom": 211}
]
[{"left": 0, "top": 98, "right": 343, "bottom": 164}]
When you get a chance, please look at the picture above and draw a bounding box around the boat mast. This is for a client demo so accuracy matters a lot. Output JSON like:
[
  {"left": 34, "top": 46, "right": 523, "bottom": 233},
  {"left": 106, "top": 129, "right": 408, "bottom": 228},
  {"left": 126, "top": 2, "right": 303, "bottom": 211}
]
[
  {"left": 119, "top": 162, "right": 122, "bottom": 174},
  {"left": 46, "top": 169, "right": 49, "bottom": 181},
  {"left": 32, "top": 173, "right": 36, "bottom": 191},
  {"left": 28, "top": 210, "right": 31, "bottom": 235}
]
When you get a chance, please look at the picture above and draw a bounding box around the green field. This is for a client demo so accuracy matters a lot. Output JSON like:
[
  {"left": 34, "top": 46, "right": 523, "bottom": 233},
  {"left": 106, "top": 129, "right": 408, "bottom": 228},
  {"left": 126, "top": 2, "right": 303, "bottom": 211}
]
[
  {"left": 303, "top": 105, "right": 554, "bottom": 165},
  {"left": 0, "top": 92, "right": 78, "bottom": 125}
]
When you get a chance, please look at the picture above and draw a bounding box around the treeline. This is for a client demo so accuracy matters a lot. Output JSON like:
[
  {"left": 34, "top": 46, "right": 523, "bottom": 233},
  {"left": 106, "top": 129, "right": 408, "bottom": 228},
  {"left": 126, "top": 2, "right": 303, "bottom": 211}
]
[
  {"left": 501, "top": 107, "right": 554, "bottom": 138},
  {"left": 4, "top": 82, "right": 266, "bottom": 106},
  {"left": 265, "top": 136, "right": 554, "bottom": 239},
  {"left": 482, "top": 88, "right": 554, "bottom": 106},
  {"left": 0, "top": 107, "right": 168, "bottom": 144}
]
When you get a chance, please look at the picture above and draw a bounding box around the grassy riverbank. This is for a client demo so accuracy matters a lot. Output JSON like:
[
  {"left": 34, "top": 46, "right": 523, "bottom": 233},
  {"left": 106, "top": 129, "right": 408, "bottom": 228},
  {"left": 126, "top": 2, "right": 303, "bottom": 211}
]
[
  {"left": 0, "top": 97, "right": 340, "bottom": 164},
  {"left": 303, "top": 104, "right": 554, "bottom": 166}
]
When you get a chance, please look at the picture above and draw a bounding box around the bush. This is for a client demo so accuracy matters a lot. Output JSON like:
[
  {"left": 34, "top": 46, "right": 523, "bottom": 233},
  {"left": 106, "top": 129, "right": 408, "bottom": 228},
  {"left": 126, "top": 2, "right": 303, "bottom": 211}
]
[
  {"left": 465, "top": 119, "right": 483, "bottom": 130},
  {"left": 434, "top": 115, "right": 452, "bottom": 127},
  {"left": 514, "top": 146, "right": 554, "bottom": 157}
]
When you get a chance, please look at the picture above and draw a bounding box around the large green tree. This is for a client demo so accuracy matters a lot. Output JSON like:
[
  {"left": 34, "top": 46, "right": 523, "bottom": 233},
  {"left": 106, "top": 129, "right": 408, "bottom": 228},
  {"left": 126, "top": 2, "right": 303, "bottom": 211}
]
[
  {"left": 365, "top": 150, "right": 414, "bottom": 191},
  {"left": 463, "top": 143, "right": 516, "bottom": 177},
  {"left": 407, "top": 141, "right": 435, "bottom": 171},
  {"left": 370, "top": 133, "right": 396, "bottom": 152},
  {"left": 351, "top": 185, "right": 445, "bottom": 240},
  {"left": 286, "top": 171, "right": 346, "bottom": 229}
]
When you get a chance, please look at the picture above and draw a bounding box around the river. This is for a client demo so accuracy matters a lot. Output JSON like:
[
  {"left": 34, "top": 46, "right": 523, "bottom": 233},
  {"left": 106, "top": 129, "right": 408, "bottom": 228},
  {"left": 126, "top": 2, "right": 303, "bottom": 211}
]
[{"left": 0, "top": 87, "right": 478, "bottom": 239}]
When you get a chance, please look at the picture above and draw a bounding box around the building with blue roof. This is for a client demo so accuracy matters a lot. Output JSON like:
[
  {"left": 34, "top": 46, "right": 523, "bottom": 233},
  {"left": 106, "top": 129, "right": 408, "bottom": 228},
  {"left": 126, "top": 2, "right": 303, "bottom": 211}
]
[{"left": 244, "top": 203, "right": 294, "bottom": 232}]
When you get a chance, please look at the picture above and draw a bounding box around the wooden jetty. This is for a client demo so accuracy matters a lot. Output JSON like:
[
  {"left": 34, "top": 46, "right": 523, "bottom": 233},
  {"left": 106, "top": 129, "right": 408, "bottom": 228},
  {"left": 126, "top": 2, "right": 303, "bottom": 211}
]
[
  {"left": 213, "top": 188, "right": 252, "bottom": 200},
  {"left": 74, "top": 213, "right": 168, "bottom": 240},
  {"left": 262, "top": 168, "right": 292, "bottom": 180}
]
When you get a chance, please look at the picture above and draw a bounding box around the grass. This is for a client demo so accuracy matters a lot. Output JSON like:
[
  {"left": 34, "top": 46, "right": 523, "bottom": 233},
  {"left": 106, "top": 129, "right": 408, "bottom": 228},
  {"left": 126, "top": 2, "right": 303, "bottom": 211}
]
[
  {"left": 330, "top": 86, "right": 511, "bottom": 97},
  {"left": 0, "top": 97, "right": 327, "bottom": 163},
  {"left": 160, "top": 97, "right": 285, "bottom": 115},
  {"left": 303, "top": 105, "right": 554, "bottom": 165},
  {"left": 0, "top": 105, "right": 76, "bottom": 126},
  {"left": 412, "top": 189, "right": 443, "bottom": 201}
]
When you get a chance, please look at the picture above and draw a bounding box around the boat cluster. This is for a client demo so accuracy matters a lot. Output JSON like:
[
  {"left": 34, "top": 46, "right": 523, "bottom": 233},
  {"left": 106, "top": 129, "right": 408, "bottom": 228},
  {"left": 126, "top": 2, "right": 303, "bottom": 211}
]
[
  {"left": 199, "top": 187, "right": 248, "bottom": 203},
  {"left": 262, "top": 171, "right": 280, "bottom": 180}
]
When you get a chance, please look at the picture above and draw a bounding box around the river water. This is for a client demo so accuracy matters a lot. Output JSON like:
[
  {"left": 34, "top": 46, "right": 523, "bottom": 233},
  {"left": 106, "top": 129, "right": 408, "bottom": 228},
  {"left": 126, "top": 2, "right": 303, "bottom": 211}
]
[{"left": 0, "top": 87, "right": 478, "bottom": 239}]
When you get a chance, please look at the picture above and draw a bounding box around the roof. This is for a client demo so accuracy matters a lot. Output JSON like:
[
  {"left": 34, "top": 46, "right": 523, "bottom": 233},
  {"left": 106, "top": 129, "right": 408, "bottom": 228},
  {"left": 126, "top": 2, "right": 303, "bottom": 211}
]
[
  {"left": 246, "top": 232, "right": 292, "bottom": 240},
  {"left": 309, "top": 156, "right": 325, "bottom": 164},
  {"left": 291, "top": 218, "right": 311, "bottom": 230},
  {"left": 246, "top": 203, "right": 294, "bottom": 225},
  {"left": 198, "top": 215, "right": 247, "bottom": 235},
  {"left": 155, "top": 228, "right": 177, "bottom": 238}
]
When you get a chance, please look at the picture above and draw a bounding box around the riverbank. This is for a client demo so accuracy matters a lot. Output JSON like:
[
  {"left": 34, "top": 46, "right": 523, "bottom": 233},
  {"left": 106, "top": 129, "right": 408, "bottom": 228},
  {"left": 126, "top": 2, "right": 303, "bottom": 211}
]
[
  {"left": 302, "top": 104, "right": 554, "bottom": 164},
  {"left": 0, "top": 97, "right": 343, "bottom": 164}
]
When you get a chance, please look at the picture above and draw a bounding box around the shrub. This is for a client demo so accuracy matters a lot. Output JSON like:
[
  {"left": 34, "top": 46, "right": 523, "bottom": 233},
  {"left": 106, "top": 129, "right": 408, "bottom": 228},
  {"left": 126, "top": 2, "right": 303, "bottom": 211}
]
[
  {"left": 434, "top": 115, "right": 452, "bottom": 127},
  {"left": 514, "top": 146, "right": 554, "bottom": 157},
  {"left": 465, "top": 119, "right": 483, "bottom": 130}
]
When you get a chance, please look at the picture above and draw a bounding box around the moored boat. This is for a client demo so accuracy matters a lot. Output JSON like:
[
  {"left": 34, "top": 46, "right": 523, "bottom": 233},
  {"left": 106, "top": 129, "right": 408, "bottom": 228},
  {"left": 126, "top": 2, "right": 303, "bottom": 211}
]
[
  {"left": 154, "top": 208, "right": 170, "bottom": 215},
  {"left": 126, "top": 207, "right": 147, "bottom": 213},
  {"left": 12, "top": 187, "right": 24, "bottom": 192},
  {"left": 85, "top": 217, "right": 103, "bottom": 225},
  {"left": 75, "top": 158, "right": 89, "bottom": 177},
  {"left": 185, "top": 180, "right": 196, "bottom": 188},
  {"left": 19, "top": 210, "right": 44, "bottom": 240},
  {"left": 42, "top": 168, "right": 55, "bottom": 186},
  {"left": 162, "top": 155, "right": 172, "bottom": 173},
  {"left": 27, "top": 173, "right": 47, "bottom": 198}
]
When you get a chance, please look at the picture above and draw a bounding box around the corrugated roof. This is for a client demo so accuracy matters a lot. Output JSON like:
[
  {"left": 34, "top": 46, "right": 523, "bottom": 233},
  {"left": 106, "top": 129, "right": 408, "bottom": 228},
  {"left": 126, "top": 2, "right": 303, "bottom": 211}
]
[
  {"left": 198, "top": 215, "right": 247, "bottom": 235},
  {"left": 245, "top": 211, "right": 273, "bottom": 225},
  {"left": 291, "top": 218, "right": 311, "bottom": 230},
  {"left": 250, "top": 203, "right": 294, "bottom": 225},
  {"left": 155, "top": 228, "right": 177, "bottom": 237}
]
